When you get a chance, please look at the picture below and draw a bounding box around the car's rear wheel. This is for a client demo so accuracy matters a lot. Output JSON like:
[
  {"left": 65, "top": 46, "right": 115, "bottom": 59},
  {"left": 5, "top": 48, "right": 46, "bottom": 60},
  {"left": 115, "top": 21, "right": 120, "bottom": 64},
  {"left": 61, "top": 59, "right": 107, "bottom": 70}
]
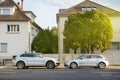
[
  {"left": 70, "top": 62, "right": 78, "bottom": 69},
  {"left": 16, "top": 61, "right": 25, "bottom": 69},
  {"left": 46, "top": 61, "right": 55, "bottom": 69},
  {"left": 98, "top": 62, "right": 106, "bottom": 69}
]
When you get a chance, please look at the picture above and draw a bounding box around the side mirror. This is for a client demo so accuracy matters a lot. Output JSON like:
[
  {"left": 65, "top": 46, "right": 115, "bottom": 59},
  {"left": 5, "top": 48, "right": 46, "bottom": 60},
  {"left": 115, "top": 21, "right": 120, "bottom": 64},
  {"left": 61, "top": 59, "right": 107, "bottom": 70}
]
[{"left": 80, "top": 58, "right": 83, "bottom": 60}]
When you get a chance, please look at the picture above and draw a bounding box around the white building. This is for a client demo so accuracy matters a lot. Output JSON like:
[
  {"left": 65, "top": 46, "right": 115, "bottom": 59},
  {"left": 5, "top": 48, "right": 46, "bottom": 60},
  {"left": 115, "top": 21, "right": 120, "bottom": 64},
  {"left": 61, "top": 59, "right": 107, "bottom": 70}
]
[
  {"left": 0, "top": 0, "right": 41, "bottom": 60},
  {"left": 57, "top": 0, "right": 120, "bottom": 61}
]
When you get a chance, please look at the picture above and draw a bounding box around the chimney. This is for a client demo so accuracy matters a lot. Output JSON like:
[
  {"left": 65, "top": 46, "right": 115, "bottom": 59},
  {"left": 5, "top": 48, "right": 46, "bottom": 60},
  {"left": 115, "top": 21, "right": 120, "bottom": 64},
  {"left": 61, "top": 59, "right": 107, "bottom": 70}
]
[
  {"left": 0, "top": 0, "right": 2, "bottom": 3},
  {"left": 17, "top": 2, "right": 20, "bottom": 7},
  {"left": 21, "top": 0, "right": 24, "bottom": 11}
]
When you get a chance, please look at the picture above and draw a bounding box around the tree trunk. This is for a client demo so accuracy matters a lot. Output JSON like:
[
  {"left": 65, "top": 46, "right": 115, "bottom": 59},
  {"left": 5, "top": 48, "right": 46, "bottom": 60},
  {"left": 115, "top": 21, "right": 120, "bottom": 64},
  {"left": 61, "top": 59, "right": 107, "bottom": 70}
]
[
  {"left": 91, "top": 46, "right": 94, "bottom": 54},
  {"left": 86, "top": 47, "right": 89, "bottom": 54},
  {"left": 74, "top": 49, "right": 77, "bottom": 54}
]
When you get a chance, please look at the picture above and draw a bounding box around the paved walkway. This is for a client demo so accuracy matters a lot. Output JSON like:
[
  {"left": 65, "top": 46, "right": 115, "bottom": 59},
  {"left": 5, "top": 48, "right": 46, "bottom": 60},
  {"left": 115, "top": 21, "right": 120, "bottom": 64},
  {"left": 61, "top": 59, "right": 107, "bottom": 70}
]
[{"left": 0, "top": 65, "right": 120, "bottom": 69}]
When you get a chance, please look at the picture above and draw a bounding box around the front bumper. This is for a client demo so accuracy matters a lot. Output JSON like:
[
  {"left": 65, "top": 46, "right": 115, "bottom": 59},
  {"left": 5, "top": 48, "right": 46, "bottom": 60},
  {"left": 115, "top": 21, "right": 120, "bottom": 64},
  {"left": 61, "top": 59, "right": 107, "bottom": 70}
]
[
  {"left": 64, "top": 62, "right": 70, "bottom": 68},
  {"left": 55, "top": 61, "right": 60, "bottom": 67}
]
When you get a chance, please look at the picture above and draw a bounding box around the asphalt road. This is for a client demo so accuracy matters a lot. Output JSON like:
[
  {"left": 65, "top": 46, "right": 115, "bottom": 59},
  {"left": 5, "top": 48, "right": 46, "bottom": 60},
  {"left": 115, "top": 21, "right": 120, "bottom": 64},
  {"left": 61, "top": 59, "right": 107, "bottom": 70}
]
[{"left": 0, "top": 68, "right": 120, "bottom": 80}]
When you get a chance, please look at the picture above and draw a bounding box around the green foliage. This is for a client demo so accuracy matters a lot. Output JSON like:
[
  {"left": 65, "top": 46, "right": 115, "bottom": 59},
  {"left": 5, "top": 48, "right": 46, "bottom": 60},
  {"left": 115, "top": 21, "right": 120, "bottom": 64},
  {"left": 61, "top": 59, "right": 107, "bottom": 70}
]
[
  {"left": 32, "top": 27, "right": 58, "bottom": 54},
  {"left": 64, "top": 10, "right": 113, "bottom": 53}
]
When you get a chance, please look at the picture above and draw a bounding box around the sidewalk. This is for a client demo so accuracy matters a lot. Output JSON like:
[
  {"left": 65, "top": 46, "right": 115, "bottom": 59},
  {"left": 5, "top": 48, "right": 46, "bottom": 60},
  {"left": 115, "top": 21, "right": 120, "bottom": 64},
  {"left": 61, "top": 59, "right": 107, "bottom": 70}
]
[
  {"left": 0, "top": 65, "right": 120, "bottom": 69},
  {"left": 107, "top": 66, "right": 120, "bottom": 69}
]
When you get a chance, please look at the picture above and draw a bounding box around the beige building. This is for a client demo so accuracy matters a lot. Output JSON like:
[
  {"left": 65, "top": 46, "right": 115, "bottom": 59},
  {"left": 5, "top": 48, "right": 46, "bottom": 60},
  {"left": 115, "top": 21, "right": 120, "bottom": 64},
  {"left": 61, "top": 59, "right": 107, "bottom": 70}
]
[{"left": 57, "top": 0, "right": 120, "bottom": 61}]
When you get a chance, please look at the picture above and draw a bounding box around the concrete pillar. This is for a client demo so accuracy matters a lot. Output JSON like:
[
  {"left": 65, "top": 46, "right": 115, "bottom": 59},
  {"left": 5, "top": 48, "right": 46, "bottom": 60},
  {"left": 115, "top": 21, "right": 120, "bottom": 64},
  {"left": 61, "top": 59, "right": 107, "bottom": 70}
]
[{"left": 58, "top": 34, "right": 64, "bottom": 62}]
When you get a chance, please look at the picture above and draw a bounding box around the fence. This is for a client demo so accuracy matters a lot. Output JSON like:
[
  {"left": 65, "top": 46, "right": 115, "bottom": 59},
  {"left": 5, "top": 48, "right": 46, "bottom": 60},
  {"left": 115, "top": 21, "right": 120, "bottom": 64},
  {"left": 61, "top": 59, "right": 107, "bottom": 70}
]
[
  {"left": 43, "top": 53, "right": 120, "bottom": 65},
  {"left": 0, "top": 53, "right": 120, "bottom": 66}
]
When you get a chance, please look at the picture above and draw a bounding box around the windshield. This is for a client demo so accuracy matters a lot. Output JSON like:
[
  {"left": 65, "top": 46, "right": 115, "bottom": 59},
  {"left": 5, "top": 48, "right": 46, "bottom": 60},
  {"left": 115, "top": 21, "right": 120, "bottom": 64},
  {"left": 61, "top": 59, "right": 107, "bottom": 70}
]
[{"left": 77, "top": 55, "right": 84, "bottom": 59}]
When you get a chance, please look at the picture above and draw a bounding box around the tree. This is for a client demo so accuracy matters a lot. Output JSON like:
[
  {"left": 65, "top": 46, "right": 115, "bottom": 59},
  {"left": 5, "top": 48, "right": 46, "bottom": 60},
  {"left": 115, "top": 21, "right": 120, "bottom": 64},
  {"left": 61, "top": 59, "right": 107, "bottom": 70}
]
[
  {"left": 51, "top": 27, "right": 58, "bottom": 53},
  {"left": 32, "top": 27, "right": 58, "bottom": 53},
  {"left": 64, "top": 10, "right": 112, "bottom": 54}
]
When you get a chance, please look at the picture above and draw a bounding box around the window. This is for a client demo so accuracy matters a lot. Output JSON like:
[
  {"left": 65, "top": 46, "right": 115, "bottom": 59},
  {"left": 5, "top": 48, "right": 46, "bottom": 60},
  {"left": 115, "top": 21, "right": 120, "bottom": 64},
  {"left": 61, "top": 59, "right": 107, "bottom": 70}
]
[
  {"left": 3, "top": 9, "right": 10, "bottom": 15},
  {"left": 7, "top": 25, "right": 20, "bottom": 33},
  {"left": 31, "top": 27, "right": 35, "bottom": 36},
  {"left": 113, "top": 28, "right": 120, "bottom": 34},
  {"left": 92, "top": 7, "right": 97, "bottom": 10},
  {"left": 86, "top": 7, "right": 92, "bottom": 11},
  {"left": 81, "top": 6, "right": 97, "bottom": 11},
  {"left": 109, "top": 42, "right": 120, "bottom": 50},
  {"left": 0, "top": 8, "right": 10, "bottom": 15},
  {"left": 81, "top": 7, "right": 86, "bottom": 11},
  {"left": 0, "top": 43, "right": 7, "bottom": 52}
]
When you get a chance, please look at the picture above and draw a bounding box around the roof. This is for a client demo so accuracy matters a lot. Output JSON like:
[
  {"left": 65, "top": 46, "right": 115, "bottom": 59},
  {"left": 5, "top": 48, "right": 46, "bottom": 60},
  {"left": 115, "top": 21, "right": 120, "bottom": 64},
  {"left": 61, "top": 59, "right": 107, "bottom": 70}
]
[
  {"left": 0, "top": 0, "right": 30, "bottom": 21},
  {"left": 24, "top": 11, "right": 36, "bottom": 17},
  {"left": 57, "top": 0, "right": 120, "bottom": 18},
  {"left": 0, "top": 0, "right": 16, "bottom": 7},
  {"left": 0, "top": 0, "right": 41, "bottom": 30},
  {"left": 32, "top": 22, "right": 42, "bottom": 30}
]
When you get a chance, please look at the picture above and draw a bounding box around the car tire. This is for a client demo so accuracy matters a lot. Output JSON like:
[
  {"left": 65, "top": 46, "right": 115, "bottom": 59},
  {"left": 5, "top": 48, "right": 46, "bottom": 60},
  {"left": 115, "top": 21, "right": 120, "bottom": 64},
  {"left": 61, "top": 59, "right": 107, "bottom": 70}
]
[
  {"left": 98, "top": 62, "right": 106, "bottom": 69},
  {"left": 46, "top": 61, "right": 55, "bottom": 69},
  {"left": 16, "top": 61, "right": 25, "bottom": 69},
  {"left": 70, "top": 62, "right": 78, "bottom": 69}
]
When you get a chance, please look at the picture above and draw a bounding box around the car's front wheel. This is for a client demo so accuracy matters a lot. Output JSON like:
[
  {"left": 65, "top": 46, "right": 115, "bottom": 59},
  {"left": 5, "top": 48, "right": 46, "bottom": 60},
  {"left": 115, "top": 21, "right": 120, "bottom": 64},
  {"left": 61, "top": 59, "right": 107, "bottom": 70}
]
[
  {"left": 98, "top": 62, "right": 106, "bottom": 69},
  {"left": 16, "top": 61, "right": 25, "bottom": 69},
  {"left": 70, "top": 62, "right": 78, "bottom": 69},
  {"left": 46, "top": 61, "right": 55, "bottom": 69}
]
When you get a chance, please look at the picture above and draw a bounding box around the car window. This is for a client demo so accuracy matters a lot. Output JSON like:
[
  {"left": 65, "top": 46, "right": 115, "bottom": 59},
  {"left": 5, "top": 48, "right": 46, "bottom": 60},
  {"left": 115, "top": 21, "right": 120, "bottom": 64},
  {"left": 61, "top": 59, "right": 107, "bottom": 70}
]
[
  {"left": 20, "top": 53, "right": 33, "bottom": 57},
  {"left": 78, "top": 55, "right": 91, "bottom": 59},
  {"left": 33, "top": 53, "right": 40, "bottom": 57},
  {"left": 91, "top": 55, "right": 102, "bottom": 59}
]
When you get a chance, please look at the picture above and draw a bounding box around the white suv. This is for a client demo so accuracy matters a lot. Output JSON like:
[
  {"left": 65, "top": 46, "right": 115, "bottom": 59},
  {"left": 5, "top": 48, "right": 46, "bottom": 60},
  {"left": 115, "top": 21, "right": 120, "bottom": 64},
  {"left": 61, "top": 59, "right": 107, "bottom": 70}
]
[
  {"left": 64, "top": 54, "right": 109, "bottom": 69},
  {"left": 13, "top": 53, "right": 59, "bottom": 69}
]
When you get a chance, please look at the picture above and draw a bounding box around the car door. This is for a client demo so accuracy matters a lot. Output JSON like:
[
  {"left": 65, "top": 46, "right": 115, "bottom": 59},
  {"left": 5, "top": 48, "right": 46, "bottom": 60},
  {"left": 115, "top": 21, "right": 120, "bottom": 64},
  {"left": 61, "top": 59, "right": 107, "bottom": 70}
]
[
  {"left": 23, "top": 54, "right": 35, "bottom": 66},
  {"left": 92, "top": 55, "right": 103, "bottom": 66},
  {"left": 88, "top": 55, "right": 101, "bottom": 66},
  {"left": 77, "top": 55, "right": 91, "bottom": 66},
  {"left": 86, "top": 55, "right": 95, "bottom": 66},
  {"left": 32, "top": 54, "right": 45, "bottom": 66}
]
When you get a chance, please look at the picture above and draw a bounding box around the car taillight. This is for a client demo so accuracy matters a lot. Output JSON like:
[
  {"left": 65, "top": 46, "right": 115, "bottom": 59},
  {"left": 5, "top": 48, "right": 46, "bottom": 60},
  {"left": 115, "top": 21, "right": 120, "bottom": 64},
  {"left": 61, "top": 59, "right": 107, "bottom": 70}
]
[
  {"left": 105, "top": 58, "right": 108, "bottom": 61},
  {"left": 12, "top": 55, "right": 16, "bottom": 61}
]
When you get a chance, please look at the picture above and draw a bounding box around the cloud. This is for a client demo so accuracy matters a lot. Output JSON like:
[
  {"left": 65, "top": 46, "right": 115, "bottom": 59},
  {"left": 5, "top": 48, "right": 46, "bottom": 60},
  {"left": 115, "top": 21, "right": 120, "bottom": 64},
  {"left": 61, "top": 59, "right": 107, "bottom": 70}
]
[{"left": 40, "top": 0, "right": 83, "bottom": 8}]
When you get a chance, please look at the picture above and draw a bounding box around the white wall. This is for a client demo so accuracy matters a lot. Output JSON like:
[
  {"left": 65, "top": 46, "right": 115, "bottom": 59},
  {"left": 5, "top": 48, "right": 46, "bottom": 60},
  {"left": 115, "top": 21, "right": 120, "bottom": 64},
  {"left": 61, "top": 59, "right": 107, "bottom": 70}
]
[
  {"left": 0, "top": 21, "right": 29, "bottom": 59},
  {"left": 110, "top": 17, "right": 120, "bottom": 42},
  {"left": 29, "top": 23, "right": 39, "bottom": 52}
]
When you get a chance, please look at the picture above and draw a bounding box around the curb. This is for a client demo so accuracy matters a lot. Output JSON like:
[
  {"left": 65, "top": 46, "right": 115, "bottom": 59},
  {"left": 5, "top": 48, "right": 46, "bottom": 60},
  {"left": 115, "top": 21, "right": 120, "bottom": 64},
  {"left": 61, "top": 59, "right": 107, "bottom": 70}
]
[
  {"left": 107, "top": 66, "right": 120, "bottom": 69},
  {"left": 0, "top": 66, "right": 120, "bottom": 69}
]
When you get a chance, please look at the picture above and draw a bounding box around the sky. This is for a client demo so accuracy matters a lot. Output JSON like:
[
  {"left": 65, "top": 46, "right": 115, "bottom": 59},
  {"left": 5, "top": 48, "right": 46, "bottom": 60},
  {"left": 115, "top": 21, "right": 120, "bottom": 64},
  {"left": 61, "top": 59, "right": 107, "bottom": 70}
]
[{"left": 15, "top": 0, "right": 120, "bottom": 29}]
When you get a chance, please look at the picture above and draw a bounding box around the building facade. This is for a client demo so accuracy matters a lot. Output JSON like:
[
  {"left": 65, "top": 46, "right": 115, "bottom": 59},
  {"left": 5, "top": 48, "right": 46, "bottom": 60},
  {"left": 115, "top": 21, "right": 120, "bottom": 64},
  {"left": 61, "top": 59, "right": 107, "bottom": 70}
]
[
  {"left": 57, "top": 0, "right": 120, "bottom": 61},
  {"left": 0, "top": 0, "right": 41, "bottom": 61}
]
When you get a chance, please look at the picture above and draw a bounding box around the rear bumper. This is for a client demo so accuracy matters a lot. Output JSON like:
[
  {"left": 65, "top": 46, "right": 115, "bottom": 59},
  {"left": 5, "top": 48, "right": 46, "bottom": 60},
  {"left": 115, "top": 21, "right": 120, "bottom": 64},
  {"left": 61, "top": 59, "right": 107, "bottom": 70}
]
[{"left": 106, "top": 61, "right": 109, "bottom": 66}]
